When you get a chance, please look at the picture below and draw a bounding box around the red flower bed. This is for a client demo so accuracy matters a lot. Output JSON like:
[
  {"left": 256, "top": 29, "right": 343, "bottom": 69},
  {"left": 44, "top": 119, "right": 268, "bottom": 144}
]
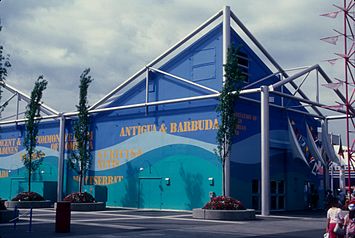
[
  {"left": 11, "top": 192, "right": 44, "bottom": 201},
  {"left": 203, "top": 196, "right": 246, "bottom": 210},
  {"left": 63, "top": 192, "right": 95, "bottom": 203}
]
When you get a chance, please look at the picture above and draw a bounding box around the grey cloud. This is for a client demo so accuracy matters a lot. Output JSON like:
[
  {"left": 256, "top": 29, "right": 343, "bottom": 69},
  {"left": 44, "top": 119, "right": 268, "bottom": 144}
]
[{"left": 0, "top": 0, "right": 348, "bottom": 120}]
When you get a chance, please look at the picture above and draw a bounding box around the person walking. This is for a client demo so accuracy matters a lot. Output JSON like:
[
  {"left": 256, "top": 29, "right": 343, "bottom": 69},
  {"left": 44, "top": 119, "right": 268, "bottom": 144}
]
[
  {"left": 345, "top": 203, "right": 355, "bottom": 238},
  {"left": 327, "top": 197, "right": 345, "bottom": 238}
]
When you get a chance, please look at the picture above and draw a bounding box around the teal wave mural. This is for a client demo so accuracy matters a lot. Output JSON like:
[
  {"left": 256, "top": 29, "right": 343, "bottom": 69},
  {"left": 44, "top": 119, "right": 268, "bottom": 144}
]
[
  {"left": 90, "top": 131, "right": 217, "bottom": 171},
  {"left": 67, "top": 144, "right": 221, "bottom": 210},
  {"left": 0, "top": 146, "right": 59, "bottom": 170}
]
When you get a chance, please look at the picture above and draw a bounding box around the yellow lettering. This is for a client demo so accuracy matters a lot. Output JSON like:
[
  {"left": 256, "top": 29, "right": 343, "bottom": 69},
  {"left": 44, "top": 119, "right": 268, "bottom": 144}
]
[
  {"left": 107, "top": 176, "right": 113, "bottom": 184},
  {"left": 184, "top": 121, "right": 191, "bottom": 132},
  {"left": 178, "top": 122, "right": 184, "bottom": 132},
  {"left": 94, "top": 176, "right": 100, "bottom": 185},
  {"left": 102, "top": 176, "right": 107, "bottom": 185},
  {"left": 170, "top": 123, "right": 177, "bottom": 133},
  {"left": 125, "top": 127, "right": 131, "bottom": 137},
  {"left": 159, "top": 123, "right": 167, "bottom": 133},
  {"left": 119, "top": 127, "right": 126, "bottom": 137},
  {"left": 74, "top": 176, "right": 124, "bottom": 185},
  {"left": 0, "top": 170, "right": 9, "bottom": 178},
  {"left": 191, "top": 121, "right": 198, "bottom": 131},
  {"left": 213, "top": 119, "right": 219, "bottom": 129}
]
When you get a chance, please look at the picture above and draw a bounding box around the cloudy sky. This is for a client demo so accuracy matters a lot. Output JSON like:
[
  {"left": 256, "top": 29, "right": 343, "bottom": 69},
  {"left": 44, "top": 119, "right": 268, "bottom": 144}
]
[{"left": 0, "top": 0, "right": 349, "bottom": 135}]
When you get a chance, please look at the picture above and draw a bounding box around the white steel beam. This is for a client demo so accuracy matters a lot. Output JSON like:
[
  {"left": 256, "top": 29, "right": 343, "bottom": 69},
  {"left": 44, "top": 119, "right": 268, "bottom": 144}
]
[
  {"left": 271, "top": 65, "right": 319, "bottom": 90},
  {"left": 243, "top": 72, "right": 280, "bottom": 90},
  {"left": 0, "top": 81, "right": 59, "bottom": 115},
  {"left": 270, "top": 91, "right": 346, "bottom": 113},
  {"left": 223, "top": 5, "right": 231, "bottom": 197},
  {"left": 149, "top": 67, "right": 219, "bottom": 94},
  {"left": 145, "top": 67, "right": 149, "bottom": 115},
  {"left": 271, "top": 91, "right": 348, "bottom": 115},
  {"left": 261, "top": 86, "right": 270, "bottom": 216},
  {"left": 57, "top": 114, "right": 65, "bottom": 201},
  {"left": 240, "top": 96, "right": 324, "bottom": 119},
  {"left": 87, "top": 93, "right": 220, "bottom": 115},
  {"left": 223, "top": 5, "right": 231, "bottom": 84},
  {"left": 327, "top": 114, "right": 355, "bottom": 120},
  {"left": 90, "top": 9, "right": 223, "bottom": 110},
  {"left": 230, "top": 11, "right": 323, "bottom": 117},
  {"left": 16, "top": 93, "right": 20, "bottom": 120},
  {"left": 0, "top": 114, "right": 59, "bottom": 125}
]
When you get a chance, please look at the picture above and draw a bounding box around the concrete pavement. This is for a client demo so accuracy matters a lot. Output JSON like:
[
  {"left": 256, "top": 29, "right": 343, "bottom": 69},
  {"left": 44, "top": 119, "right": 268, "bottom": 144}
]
[{"left": 0, "top": 208, "right": 326, "bottom": 238}]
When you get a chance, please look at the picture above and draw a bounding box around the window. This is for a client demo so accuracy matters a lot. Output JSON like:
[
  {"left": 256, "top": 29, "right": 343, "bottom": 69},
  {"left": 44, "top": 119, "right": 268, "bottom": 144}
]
[
  {"left": 252, "top": 179, "right": 259, "bottom": 194},
  {"left": 251, "top": 179, "right": 259, "bottom": 210},
  {"left": 148, "top": 79, "right": 155, "bottom": 93},
  {"left": 270, "top": 180, "right": 285, "bottom": 210},
  {"left": 237, "top": 51, "right": 249, "bottom": 82},
  {"left": 271, "top": 181, "right": 277, "bottom": 194},
  {"left": 192, "top": 48, "right": 216, "bottom": 81}
]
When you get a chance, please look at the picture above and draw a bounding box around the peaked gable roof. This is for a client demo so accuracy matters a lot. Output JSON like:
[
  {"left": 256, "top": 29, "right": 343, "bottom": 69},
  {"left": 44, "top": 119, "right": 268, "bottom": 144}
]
[{"left": 89, "top": 7, "right": 350, "bottom": 121}]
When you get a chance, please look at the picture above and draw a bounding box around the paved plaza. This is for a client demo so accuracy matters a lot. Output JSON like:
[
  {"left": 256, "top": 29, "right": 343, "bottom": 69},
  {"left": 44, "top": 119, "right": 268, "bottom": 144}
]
[{"left": 0, "top": 208, "right": 325, "bottom": 238}]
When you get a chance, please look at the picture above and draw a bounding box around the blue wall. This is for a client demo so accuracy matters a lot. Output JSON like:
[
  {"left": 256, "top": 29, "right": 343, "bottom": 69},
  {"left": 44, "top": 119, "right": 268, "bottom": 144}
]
[{"left": 0, "top": 24, "right": 323, "bottom": 211}]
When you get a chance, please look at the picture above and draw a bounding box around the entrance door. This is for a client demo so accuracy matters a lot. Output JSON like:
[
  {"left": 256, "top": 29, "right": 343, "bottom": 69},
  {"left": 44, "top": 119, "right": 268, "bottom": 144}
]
[
  {"left": 251, "top": 179, "right": 285, "bottom": 211},
  {"left": 138, "top": 178, "right": 163, "bottom": 209},
  {"left": 271, "top": 180, "right": 285, "bottom": 210}
]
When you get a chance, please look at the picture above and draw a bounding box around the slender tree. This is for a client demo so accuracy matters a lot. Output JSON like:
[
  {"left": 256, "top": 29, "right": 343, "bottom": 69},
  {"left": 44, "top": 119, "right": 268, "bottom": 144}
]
[
  {"left": 68, "top": 68, "right": 93, "bottom": 193},
  {"left": 23, "top": 76, "right": 47, "bottom": 192},
  {"left": 216, "top": 46, "right": 245, "bottom": 196}
]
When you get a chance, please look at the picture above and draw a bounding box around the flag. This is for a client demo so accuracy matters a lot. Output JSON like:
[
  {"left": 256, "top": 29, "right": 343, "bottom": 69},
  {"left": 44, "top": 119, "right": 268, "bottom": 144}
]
[
  {"left": 334, "top": 78, "right": 344, "bottom": 83},
  {"left": 321, "top": 104, "right": 344, "bottom": 110},
  {"left": 320, "top": 11, "right": 340, "bottom": 18},
  {"left": 335, "top": 53, "right": 349, "bottom": 59},
  {"left": 320, "top": 36, "right": 339, "bottom": 45},
  {"left": 324, "top": 58, "right": 339, "bottom": 65},
  {"left": 338, "top": 137, "right": 345, "bottom": 159},
  {"left": 321, "top": 82, "right": 342, "bottom": 90}
]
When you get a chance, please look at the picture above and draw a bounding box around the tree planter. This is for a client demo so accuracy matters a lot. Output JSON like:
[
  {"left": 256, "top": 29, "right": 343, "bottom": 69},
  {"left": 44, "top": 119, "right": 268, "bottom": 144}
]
[
  {"left": 0, "top": 209, "right": 18, "bottom": 223},
  {"left": 192, "top": 208, "right": 256, "bottom": 221},
  {"left": 5, "top": 200, "right": 53, "bottom": 209},
  {"left": 55, "top": 202, "right": 106, "bottom": 211}
]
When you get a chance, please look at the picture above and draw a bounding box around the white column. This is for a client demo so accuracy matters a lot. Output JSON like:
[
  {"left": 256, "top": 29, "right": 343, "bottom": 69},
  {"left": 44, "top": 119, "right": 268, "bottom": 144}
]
[
  {"left": 57, "top": 114, "right": 65, "bottom": 201},
  {"left": 340, "top": 166, "right": 345, "bottom": 192},
  {"left": 16, "top": 93, "right": 20, "bottom": 120},
  {"left": 223, "top": 5, "right": 230, "bottom": 84},
  {"left": 145, "top": 67, "right": 149, "bottom": 115},
  {"left": 330, "top": 166, "right": 334, "bottom": 192},
  {"left": 261, "top": 86, "right": 270, "bottom": 216},
  {"left": 223, "top": 5, "right": 231, "bottom": 197}
]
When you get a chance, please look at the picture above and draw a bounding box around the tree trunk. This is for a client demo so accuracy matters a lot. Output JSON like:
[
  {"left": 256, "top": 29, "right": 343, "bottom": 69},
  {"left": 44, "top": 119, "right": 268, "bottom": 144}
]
[
  {"left": 79, "top": 171, "right": 83, "bottom": 193},
  {"left": 28, "top": 155, "right": 32, "bottom": 193},
  {"left": 222, "top": 140, "right": 227, "bottom": 197},
  {"left": 222, "top": 159, "right": 225, "bottom": 196}
]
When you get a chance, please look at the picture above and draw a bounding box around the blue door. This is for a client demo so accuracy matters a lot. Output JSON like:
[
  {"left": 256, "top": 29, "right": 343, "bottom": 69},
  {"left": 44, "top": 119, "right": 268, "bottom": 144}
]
[{"left": 138, "top": 178, "right": 163, "bottom": 209}]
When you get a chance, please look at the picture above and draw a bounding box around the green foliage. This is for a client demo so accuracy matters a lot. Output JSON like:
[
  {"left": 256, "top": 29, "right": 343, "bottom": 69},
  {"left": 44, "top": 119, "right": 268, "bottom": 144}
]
[
  {"left": 216, "top": 46, "right": 245, "bottom": 160},
  {"left": 23, "top": 76, "right": 47, "bottom": 192},
  {"left": 0, "top": 46, "right": 11, "bottom": 82},
  {"left": 216, "top": 46, "right": 245, "bottom": 195},
  {"left": 68, "top": 68, "right": 93, "bottom": 193}
]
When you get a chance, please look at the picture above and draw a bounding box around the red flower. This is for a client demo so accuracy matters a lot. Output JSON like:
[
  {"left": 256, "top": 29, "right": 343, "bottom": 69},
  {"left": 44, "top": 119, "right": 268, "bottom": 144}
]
[{"left": 202, "top": 196, "right": 246, "bottom": 210}]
